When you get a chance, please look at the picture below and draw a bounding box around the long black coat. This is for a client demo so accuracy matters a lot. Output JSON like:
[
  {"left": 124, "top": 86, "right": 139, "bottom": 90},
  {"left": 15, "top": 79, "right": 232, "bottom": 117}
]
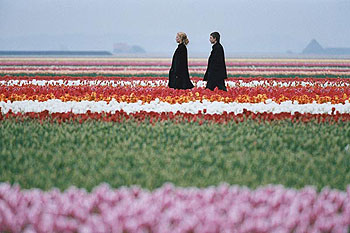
[
  {"left": 169, "top": 43, "right": 194, "bottom": 89},
  {"left": 204, "top": 42, "right": 227, "bottom": 90}
]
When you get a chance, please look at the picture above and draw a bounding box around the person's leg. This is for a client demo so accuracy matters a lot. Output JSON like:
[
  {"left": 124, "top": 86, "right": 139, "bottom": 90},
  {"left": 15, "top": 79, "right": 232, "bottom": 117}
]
[
  {"left": 175, "top": 76, "right": 182, "bottom": 89},
  {"left": 217, "top": 79, "right": 227, "bottom": 91},
  {"left": 206, "top": 79, "right": 216, "bottom": 91},
  {"left": 168, "top": 73, "right": 176, "bottom": 88}
]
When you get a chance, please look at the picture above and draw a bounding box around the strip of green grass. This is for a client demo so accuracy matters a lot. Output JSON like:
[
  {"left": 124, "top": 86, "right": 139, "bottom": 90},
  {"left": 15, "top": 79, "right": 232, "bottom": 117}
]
[{"left": 1, "top": 120, "right": 350, "bottom": 191}]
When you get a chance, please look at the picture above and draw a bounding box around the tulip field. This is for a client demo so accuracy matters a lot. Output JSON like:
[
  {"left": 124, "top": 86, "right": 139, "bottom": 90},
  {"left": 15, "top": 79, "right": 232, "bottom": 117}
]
[{"left": 1, "top": 57, "right": 350, "bottom": 232}]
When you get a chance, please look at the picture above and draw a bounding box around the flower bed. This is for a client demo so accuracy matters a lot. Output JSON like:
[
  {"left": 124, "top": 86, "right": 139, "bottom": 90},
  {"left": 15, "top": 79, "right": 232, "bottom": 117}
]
[
  {"left": 2, "top": 58, "right": 350, "bottom": 78},
  {"left": 1, "top": 77, "right": 350, "bottom": 122},
  {"left": 1, "top": 183, "right": 350, "bottom": 233},
  {"left": 1, "top": 58, "right": 350, "bottom": 232}
]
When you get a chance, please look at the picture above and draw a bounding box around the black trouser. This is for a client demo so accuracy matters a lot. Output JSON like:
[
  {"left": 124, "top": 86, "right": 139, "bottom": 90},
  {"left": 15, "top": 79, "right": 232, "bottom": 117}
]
[{"left": 206, "top": 78, "right": 227, "bottom": 91}]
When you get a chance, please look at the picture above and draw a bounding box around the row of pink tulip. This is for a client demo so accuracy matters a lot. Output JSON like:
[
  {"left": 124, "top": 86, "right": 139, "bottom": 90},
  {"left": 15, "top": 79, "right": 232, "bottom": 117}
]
[
  {"left": 2, "top": 75, "right": 350, "bottom": 84},
  {"left": 2, "top": 70, "right": 349, "bottom": 77},
  {"left": 2, "top": 66, "right": 350, "bottom": 72},
  {"left": 1, "top": 61, "right": 350, "bottom": 67},
  {"left": 1, "top": 182, "right": 350, "bottom": 233}
]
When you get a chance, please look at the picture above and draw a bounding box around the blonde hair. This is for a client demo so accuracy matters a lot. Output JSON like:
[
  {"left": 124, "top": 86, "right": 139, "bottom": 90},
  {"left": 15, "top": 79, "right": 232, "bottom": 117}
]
[{"left": 177, "top": 32, "right": 189, "bottom": 45}]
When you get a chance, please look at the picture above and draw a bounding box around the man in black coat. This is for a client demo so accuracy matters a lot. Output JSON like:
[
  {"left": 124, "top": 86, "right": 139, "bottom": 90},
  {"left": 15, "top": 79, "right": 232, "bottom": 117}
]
[{"left": 204, "top": 32, "right": 227, "bottom": 91}]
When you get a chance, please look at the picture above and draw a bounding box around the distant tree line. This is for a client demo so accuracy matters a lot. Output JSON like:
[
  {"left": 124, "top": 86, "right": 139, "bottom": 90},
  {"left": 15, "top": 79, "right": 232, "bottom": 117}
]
[{"left": 0, "top": 51, "right": 113, "bottom": 56}]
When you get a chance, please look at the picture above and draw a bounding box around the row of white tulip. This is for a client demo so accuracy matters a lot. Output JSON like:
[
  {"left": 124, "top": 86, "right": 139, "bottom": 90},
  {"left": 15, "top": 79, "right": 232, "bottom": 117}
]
[{"left": 1, "top": 99, "right": 349, "bottom": 115}]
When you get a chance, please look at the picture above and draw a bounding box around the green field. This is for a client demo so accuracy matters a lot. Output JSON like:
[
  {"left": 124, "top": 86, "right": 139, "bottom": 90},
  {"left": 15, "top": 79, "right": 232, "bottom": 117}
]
[{"left": 1, "top": 120, "right": 350, "bottom": 191}]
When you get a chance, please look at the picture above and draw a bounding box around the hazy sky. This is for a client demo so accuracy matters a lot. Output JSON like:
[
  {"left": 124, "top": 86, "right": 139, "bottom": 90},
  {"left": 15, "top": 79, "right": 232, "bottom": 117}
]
[{"left": 0, "top": 0, "right": 349, "bottom": 55}]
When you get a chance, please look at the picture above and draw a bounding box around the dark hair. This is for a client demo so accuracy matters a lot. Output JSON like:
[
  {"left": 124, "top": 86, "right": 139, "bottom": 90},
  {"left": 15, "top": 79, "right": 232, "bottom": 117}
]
[{"left": 210, "top": 32, "right": 220, "bottom": 43}]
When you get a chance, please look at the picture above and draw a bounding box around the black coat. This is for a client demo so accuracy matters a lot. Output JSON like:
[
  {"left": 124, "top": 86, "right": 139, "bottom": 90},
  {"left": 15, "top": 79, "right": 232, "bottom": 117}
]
[
  {"left": 169, "top": 43, "right": 194, "bottom": 89},
  {"left": 204, "top": 42, "right": 228, "bottom": 82}
]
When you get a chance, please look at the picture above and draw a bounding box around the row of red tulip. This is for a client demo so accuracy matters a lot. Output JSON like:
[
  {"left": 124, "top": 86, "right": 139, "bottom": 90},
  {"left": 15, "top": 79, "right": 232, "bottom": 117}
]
[
  {"left": 1, "top": 109, "right": 348, "bottom": 124},
  {"left": 1, "top": 84, "right": 350, "bottom": 104}
]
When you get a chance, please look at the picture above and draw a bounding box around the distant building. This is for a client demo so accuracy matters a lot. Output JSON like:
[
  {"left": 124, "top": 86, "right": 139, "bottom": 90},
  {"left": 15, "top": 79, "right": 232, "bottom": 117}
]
[
  {"left": 113, "top": 43, "right": 146, "bottom": 54},
  {"left": 303, "top": 39, "right": 350, "bottom": 55}
]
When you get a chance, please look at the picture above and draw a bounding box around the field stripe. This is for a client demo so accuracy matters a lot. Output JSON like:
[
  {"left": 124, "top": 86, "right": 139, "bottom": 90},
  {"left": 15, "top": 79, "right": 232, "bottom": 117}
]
[{"left": 1, "top": 99, "right": 349, "bottom": 115}]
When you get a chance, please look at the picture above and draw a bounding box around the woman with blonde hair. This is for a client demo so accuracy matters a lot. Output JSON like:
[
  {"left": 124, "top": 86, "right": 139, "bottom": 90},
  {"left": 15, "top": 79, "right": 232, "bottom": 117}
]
[{"left": 169, "top": 32, "right": 194, "bottom": 89}]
